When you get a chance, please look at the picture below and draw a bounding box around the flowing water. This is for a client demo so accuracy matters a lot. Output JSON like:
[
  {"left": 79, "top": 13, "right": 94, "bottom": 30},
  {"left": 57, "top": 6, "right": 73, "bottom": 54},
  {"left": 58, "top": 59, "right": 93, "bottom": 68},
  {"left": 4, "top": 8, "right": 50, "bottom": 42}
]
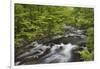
[
  {"left": 15, "top": 42, "right": 83, "bottom": 65},
  {"left": 15, "top": 26, "right": 86, "bottom": 65},
  {"left": 39, "top": 43, "right": 77, "bottom": 63}
]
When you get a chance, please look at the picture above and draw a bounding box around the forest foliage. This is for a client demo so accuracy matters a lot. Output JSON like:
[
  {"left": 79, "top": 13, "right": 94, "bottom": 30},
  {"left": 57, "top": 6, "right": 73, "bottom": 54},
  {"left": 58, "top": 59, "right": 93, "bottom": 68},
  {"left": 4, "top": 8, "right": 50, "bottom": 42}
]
[{"left": 15, "top": 4, "right": 94, "bottom": 61}]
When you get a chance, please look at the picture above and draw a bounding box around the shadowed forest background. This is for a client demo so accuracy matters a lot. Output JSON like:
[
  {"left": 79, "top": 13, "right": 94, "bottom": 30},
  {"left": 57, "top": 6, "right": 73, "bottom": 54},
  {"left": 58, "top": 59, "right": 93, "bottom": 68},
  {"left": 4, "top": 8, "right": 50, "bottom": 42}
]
[{"left": 15, "top": 3, "right": 94, "bottom": 64}]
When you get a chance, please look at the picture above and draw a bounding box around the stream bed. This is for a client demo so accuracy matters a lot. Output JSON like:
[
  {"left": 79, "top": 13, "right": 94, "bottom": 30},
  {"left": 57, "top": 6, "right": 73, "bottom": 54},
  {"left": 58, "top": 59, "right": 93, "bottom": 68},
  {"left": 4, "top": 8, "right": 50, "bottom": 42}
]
[{"left": 15, "top": 26, "right": 87, "bottom": 65}]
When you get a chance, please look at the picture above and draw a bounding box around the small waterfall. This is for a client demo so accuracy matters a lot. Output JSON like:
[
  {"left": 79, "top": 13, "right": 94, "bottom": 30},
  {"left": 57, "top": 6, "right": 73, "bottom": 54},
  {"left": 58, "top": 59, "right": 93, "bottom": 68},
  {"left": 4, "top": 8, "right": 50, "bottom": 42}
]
[{"left": 39, "top": 43, "right": 77, "bottom": 63}]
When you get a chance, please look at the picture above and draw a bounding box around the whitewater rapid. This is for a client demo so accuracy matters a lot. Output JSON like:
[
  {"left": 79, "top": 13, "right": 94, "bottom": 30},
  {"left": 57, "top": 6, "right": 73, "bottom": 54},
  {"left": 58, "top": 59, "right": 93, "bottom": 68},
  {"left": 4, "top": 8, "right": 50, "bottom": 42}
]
[
  {"left": 39, "top": 43, "right": 77, "bottom": 63},
  {"left": 16, "top": 42, "right": 78, "bottom": 65}
]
